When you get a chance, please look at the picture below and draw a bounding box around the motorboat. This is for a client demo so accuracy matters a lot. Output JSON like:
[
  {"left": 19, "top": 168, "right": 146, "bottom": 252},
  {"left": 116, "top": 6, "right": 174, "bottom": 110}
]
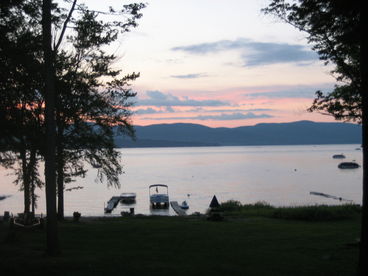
[
  {"left": 179, "top": 200, "right": 189, "bottom": 210},
  {"left": 332, "top": 154, "right": 345, "bottom": 159},
  {"left": 120, "top": 193, "right": 136, "bottom": 204},
  {"left": 149, "top": 184, "right": 169, "bottom": 209},
  {"left": 338, "top": 162, "right": 360, "bottom": 169}
]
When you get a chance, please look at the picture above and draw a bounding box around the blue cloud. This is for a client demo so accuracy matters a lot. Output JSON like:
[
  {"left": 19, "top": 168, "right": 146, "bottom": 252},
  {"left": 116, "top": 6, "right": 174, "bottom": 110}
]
[
  {"left": 144, "top": 112, "right": 273, "bottom": 121},
  {"left": 195, "top": 112, "right": 273, "bottom": 120},
  {"left": 245, "top": 84, "right": 334, "bottom": 99},
  {"left": 137, "top": 90, "right": 228, "bottom": 107},
  {"left": 195, "top": 108, "right": 274, "bottom": 113},
  {"left": 172, "top": 38, "right": 318, "bottom": 67},
  {"left": 171, "top": 73, "right": 208, "bottom": 79},
  {"left": 246, "top": 90, "right": 316, "bottom": 99},
  {"left": 135, "top": 107, "right": 175, "bottom": 114}
]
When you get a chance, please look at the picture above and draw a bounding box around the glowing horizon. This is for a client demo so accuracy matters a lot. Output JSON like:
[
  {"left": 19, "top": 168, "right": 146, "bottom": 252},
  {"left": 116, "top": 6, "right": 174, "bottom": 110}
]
[{"left": 82, "top": 0, "right": 339, "bottom": 128}]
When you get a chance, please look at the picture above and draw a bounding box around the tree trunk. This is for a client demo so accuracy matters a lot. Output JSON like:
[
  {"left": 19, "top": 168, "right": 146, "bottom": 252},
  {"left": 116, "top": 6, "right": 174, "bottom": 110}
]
[
  {"left": 359, "top": 4, "right": 368, "bottom": 275},
  {"left": 57, "top": 160, "right": 64, "bottom": 220},
  {"left": 29, "top": 148, "right": 37, "bottom": 215},
  {"left": 42, "top": 0, "right": 59, "bottom": 256},
  {"left": 56, "top": 124, "right": 65, "bottom": 220},
  {"left": 31, "top": 182, "right": 36, "bottom": 215},
  {"left": 20, "top": 148, "right": 31, "bottom": 214}
]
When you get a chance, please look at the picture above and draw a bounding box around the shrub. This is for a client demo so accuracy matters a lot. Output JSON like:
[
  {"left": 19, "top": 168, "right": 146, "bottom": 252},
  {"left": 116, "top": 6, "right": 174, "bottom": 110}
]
[
  {"left": 219, "top": 200, "right": 360, "bottom": 221},
  {"left": 271, "top": 204, "right": 361, "bottom": 221},
  {"left": 220, "top": 200, "right": 242, "bottom": 212},
  {"left": 73, "top": 212, "right": 81, "bottom": 222}
]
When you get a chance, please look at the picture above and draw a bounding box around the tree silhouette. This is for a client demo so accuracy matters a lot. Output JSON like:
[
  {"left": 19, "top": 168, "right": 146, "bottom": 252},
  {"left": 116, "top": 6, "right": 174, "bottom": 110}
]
[
  {"left": 263, "top": 1, "right": 367, "bottom": 274},
  {"left": 1, "top": 0, "right": 145, "bottom": 255},
  {"left": 42, "top": 0, "right": 59, "bottom": 256},
  {"left": 0, "top": 0, "right": 45, "bottom": 216},
  {"left": 50, "top": 1, "right": 144, "bottom": 220}
]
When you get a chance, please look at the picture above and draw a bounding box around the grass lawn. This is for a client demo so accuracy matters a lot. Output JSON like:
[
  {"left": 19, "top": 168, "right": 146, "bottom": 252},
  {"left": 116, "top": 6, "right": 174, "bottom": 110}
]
[{"left": 0, "top": 215, "right": 360, "bottom": 276}]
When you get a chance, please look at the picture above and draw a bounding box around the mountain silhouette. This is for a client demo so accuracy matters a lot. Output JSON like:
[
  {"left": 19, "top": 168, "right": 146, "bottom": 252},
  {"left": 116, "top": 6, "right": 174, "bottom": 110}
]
[{"left": 115, "top": 120, "right": 361, "bottom": 148}]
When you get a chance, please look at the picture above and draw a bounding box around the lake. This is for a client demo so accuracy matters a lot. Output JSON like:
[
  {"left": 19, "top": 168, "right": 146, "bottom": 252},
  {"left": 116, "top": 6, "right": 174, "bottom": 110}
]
[{"left": 0, "top": 144, "right": 363, "bottom": 217}]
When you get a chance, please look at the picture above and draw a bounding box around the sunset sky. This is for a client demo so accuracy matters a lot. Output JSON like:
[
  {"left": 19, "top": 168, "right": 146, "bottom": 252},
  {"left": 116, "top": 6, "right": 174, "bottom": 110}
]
[{"left": 83, "top": 0, "right": 337, "bottom": 127}]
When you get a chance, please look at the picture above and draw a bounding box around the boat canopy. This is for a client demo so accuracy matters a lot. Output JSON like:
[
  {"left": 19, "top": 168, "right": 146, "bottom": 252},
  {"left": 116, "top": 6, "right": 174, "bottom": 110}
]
[{"left": 149, "top": 184, "right": 168, "bottom": 189}]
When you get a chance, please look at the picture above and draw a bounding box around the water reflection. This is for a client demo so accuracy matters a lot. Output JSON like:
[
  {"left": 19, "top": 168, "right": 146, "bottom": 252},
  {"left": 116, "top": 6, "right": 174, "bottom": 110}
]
[
  {"left": 150, "top": 207, "right": 170, "bottom": 216},
  {"left": 0, "top": 144, "right": 363, "bottom": 216}
]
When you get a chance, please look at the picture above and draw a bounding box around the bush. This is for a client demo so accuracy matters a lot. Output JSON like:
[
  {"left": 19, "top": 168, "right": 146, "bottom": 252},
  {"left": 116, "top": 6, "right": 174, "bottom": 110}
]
[
  {"left": 220, "top": 200, "right": 242, "bottom": 212},
  {"left": 242, "top": 201, "right": 273, "bottom": 209},
  {"left": 73, "top": 212, "right": 81, "bottom": 222},
  {"left": 219, "top": 200, "right": 360, "bottom": 221},
  {"left": 271, "top": 204, "right": 361, "bottom": 221},
  {"left": 219, "top": 200, "right": 275, "bottom": 217}
]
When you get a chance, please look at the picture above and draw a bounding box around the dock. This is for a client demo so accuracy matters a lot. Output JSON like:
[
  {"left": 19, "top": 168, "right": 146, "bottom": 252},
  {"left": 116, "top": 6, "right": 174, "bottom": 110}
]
[
  {"left": 104, "top": 196, "right": 121, "bottom": 213},
  {"left": 170, "top": 201, "right": 187, "bottom": 216}
]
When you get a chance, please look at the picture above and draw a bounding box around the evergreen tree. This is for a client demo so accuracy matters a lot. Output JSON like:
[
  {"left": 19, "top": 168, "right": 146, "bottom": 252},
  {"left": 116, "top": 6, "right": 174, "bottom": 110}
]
[
  {"left": 0, "top": 0, "right": 45, "bottom": 216},
  {"left": 1, "top": 0, "right": 145, "bottom": 254},
  {"left": 263, "top": 1, "right": 367, "bottom": 274},
  {"left": 52, "top": 1, "right": 144, "bottom": 220}
]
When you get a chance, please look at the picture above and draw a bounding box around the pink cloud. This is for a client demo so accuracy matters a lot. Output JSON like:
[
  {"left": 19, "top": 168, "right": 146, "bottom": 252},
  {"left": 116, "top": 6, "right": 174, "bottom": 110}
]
[{"left": 131, "top": 83, "right": 337, "bottom": 127}]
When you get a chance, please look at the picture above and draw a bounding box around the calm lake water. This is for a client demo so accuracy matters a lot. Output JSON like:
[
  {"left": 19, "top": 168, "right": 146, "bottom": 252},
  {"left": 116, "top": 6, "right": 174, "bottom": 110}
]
[{"left": 0, "top": 144, "right": 363, "bottom": 217}]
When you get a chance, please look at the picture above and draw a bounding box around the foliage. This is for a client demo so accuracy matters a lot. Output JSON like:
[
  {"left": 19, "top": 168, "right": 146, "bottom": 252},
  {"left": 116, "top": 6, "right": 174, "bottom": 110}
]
[
  {"left": 0, "top": 0, "right": 46, "bottom": 213},
  {"left": 220, "top": 200, "right": 361, "bottom": 220},
  {"left": 271, "top": 204, "right": 361, "bottom": 221},
  {"left": 263, "top": 2, "right": 367, "bottom": 274},
  {"left": 53, "top": 4, "right": 142, "bottom": 187},
  {"left": 52, "top": 1, "right": 145, "bottom": 220},
  {"left": 263, "top": 0, "right": 361, "bottom": 122},
  {"left": 0, "top": 0, "right": 146, "bottom": 216},
  {"left": 219, "top": 200, "right": 243, "bottom": 212}
]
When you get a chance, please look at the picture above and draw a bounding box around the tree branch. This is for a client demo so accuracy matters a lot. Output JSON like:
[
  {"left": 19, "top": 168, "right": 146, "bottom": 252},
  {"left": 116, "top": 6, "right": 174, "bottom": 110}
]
[{"left": 54, "top": 0, "right": 77, "bottom": 52}]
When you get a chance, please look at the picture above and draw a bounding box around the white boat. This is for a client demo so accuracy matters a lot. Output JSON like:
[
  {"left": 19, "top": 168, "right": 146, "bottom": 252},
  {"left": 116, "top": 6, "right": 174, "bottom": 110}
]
[
  {"left": 149, "top": 184, "right": 169, "bottom": 209},
  {"left": 179, "top": 200, "right": 189, "bottom": 210},
  {"left": 120, "top": 193, "right": 136, "bottom": 204}
]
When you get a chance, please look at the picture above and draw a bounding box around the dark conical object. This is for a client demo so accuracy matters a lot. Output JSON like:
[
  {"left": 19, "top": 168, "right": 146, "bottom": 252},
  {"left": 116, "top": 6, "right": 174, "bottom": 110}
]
[{"left": 209, "top": 195, "right": 220, "bottom": 208}]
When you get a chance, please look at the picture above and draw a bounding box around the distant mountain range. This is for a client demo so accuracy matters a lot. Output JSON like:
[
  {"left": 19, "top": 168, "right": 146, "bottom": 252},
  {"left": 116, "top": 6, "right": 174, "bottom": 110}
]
[{"left": 114, "top": 120, "right": 362, "bottom": 148}]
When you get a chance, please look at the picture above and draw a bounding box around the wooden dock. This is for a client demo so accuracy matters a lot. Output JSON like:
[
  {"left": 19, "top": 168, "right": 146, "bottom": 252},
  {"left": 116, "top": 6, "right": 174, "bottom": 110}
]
[
  {"left": 104, "top": 196, "right": 121, "bottom": 213},
  {"left": 170, "top": 201, "right": 187, "bottom": 216}
]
